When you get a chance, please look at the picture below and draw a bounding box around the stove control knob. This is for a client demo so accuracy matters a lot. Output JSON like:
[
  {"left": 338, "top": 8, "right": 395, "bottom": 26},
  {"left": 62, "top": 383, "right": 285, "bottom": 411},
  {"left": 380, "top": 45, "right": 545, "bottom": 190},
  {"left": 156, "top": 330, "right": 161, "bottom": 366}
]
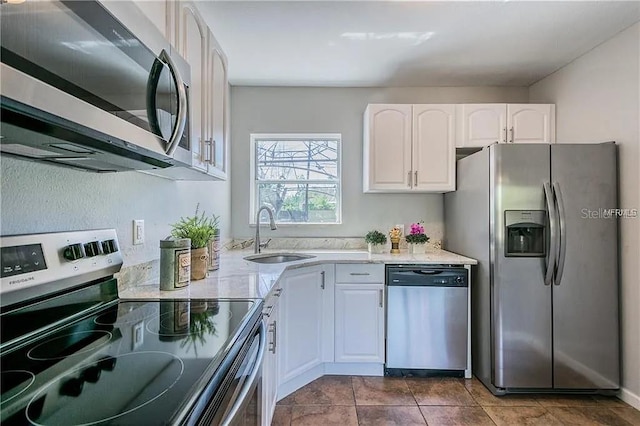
[
  {"left": 98, "top": 355, "right": 117, "bottom": 371},
  {"left": 63, "top": 244, "right": 84, "bottom": 261},
  {"left": 455, "top": 276, "right": 465, "bottom": 284},
  {"left": 82, "top": 366, "right": 101, "bottom": 383},
  {"left": 101, "top": 239, "right": 118, "bottom": 254},
  {"left": 84, "top": 241, "right": 101, "bottom": 257},
  {"left": 60, "top": 377, "right": 84, "bottom": 397}
]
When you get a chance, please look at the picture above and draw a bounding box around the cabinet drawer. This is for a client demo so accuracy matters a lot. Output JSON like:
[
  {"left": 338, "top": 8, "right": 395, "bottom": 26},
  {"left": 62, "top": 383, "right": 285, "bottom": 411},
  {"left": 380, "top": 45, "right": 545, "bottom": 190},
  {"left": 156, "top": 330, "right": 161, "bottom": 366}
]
[{"left": 335, "top": 264, "right": 384, "bottom": 283}]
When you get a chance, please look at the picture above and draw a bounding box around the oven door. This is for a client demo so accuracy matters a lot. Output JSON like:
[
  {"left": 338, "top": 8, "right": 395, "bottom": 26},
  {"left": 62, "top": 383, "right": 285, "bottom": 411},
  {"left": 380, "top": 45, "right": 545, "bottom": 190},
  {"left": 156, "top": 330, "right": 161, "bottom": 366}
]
[
  {"left": 0, "top": 0, "right": 188, "bottom": 162},
  {"left": 201, "top": 321, "right": 265, "bottom": 426}
]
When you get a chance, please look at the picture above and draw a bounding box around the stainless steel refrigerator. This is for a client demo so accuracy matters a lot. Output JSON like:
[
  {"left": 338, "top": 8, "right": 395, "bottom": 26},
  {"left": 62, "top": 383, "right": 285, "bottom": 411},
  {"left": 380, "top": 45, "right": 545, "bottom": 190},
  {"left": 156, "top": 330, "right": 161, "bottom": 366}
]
[{"left": 444, "top": 143, "right": 619, "bottom": 394}]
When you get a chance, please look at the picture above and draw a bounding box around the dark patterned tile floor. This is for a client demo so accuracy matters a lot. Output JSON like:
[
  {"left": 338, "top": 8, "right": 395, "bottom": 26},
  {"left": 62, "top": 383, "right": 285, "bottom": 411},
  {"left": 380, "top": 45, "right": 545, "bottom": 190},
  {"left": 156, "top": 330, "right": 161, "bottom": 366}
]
[{"left": 273, "top": 375, "right": 640, "bottom": 425}]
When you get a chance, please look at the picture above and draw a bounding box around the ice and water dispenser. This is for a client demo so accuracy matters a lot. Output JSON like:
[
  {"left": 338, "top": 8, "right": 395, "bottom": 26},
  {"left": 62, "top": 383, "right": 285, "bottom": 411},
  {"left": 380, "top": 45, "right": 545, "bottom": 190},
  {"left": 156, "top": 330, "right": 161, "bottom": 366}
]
[{"left": 504, "top": 210, "right": 546, "bottom": 257}]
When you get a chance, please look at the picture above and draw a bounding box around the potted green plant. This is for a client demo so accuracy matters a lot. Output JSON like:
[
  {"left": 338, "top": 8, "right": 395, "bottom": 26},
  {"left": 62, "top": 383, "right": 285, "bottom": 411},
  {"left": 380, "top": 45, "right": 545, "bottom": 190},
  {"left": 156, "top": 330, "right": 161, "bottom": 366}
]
[
  {"left": 365, "top": 230, "right": 387, "bottom": 254},
  {"left": 405, "top": 222, "right": 430, "bottom": 255},
  {"left": 170, "top": 206, "right": 218, "bottom": 280}
]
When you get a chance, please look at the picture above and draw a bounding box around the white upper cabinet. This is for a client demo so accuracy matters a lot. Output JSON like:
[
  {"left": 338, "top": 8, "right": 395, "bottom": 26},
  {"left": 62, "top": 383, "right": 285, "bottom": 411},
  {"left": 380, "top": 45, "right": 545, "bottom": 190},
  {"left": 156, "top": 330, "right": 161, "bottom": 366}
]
[
  {"left": 456, "top": 103, "right": 555, "bottom": 148},
  {"left": 364, "top": 104, "right": 455, "bottom": 193},
  {"left": 206, "top": 35, "right": 228, "bottom": 178},
  {"left": 455, "top": 104, "right": 507, "bottom": 147},
  {"left": 176, "top": 2, "right": 208, "bottom": 172},
  {"left": 363, "top": 104, "right": 412, "bottom": 192},
  {"left": 132, "top": 0, "right": 175, "bottom": 42},
  {"left": 172, "top": 1, "right": 228, "bottom": 179},
  {"left": 507, "top": 104, "right": 555, "bottom": 144},
  {"left": 412, "top": 104, "right": 456, "bottom": 191}
]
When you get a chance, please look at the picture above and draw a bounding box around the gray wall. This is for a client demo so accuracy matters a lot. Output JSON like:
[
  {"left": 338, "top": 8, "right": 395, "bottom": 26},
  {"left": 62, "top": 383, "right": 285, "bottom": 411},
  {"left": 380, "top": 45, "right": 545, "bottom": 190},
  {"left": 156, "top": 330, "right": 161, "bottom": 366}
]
[
  {"left": 230, "top": 86, "right": 529, "bottom": 240},
  {"left": 530, "top": 22, "right": 640, "bottom": 406},
  {"left": 0, "top": 158, "right": 231, "bottom": 267}
]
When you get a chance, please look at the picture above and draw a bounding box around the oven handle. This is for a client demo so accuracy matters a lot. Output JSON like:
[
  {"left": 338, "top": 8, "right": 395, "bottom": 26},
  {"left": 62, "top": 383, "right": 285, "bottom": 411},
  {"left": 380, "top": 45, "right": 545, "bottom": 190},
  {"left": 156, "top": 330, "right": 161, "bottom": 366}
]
[{"left": 220, "top": 321, "right": 266, "bottom": 426}]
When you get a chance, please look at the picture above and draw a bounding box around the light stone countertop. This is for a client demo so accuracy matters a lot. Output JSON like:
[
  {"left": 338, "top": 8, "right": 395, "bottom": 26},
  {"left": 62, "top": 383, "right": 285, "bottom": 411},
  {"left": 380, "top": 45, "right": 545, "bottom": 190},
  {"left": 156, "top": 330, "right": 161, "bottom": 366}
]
[{"left": 118, "top": 248, "right": 477, "bottom": 301}]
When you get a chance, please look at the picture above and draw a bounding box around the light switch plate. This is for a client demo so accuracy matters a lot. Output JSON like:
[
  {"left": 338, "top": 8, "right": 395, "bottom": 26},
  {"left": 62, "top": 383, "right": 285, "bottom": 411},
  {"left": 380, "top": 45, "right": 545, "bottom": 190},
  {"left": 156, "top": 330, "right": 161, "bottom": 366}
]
[
  {"left": 133, "top": 219, "right": 144, "bottom": 245},
  {"left": 395, "top": 224, "right": 405, "bottom": 236}
]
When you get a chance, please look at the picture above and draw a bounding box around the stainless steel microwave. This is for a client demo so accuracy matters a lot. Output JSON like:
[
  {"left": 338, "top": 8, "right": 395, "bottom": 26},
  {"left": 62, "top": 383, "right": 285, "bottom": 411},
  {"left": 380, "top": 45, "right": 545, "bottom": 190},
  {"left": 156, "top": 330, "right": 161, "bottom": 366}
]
[{"left": 0, "top": 0, "right": 193, "bottom": 173}]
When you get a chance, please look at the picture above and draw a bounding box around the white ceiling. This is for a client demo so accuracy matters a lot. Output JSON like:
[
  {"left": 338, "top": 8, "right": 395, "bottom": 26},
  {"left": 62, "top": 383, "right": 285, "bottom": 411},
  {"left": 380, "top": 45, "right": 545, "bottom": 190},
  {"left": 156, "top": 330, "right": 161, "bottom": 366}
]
[{"left": 197, "top": 1, "right": 640, "bottom": 87}]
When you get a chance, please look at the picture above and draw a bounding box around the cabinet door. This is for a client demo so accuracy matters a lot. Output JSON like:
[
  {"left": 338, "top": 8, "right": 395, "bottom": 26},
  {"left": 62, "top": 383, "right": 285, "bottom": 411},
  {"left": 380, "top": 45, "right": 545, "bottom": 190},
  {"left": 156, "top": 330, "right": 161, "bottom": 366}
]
[
  {"left": 132, "top": 0, "right": 174, "bottom": 42},
  {"left": 278, "top": 267, "right": 325, "bottom": 385},
  {"left": 176, "top": 2, "right": 208, "bottom": 172},
  {"left": 456, "top": 104, "right": 507, "bottom": 147},
  {"left": 335, "top": 284, "right": 385, "bottom": 363},
  {"left": 507, "top": 104, "right": 555, "bottom": 144},
  {"left": 412, "top": 104, "right": 456, "bottom": 192},
  {"left": 364, "top": 104, "right": 412, "bottom": 192},
  {"left": 206, "top": 35, "right": 228, "bottom": 179},
  {"left": 262, "top": 299, "right": 279, "bottom": 426}
]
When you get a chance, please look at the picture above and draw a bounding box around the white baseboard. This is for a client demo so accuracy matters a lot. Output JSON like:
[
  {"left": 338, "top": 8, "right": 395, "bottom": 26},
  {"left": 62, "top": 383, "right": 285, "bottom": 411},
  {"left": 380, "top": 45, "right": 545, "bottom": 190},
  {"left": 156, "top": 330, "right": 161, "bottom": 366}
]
[
  {"left": 277, "top": 365, "right": 324, "bottom": 401},
  {"left": 620, "top": 387, "right": 640, "bottom": 410},
  {"left": 276, "top": 363, "right": 383, "bottom": 402},
  {"left": 324, "top": 362, "right": 383, "bottom": 376}
]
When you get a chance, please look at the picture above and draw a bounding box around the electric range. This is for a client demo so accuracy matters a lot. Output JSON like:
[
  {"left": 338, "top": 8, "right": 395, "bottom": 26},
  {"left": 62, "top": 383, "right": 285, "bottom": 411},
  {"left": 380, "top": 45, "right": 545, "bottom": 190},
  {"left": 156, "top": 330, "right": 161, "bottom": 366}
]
[{"left": 0, "top": 230, "right": 265, "bottom": 425}]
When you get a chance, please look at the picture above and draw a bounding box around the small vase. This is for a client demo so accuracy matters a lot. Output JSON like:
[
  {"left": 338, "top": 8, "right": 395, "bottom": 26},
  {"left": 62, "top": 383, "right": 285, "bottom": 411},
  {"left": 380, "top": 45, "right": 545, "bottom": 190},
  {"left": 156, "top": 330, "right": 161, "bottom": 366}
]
[
  {"left": 390, "top": 236, "right": 400, "bottom": 254},
  {"left": 190, "top": 247, "right": 209, "bottom": 280},
  {"left": 408, "top": 243, "right": 426, "bottom": 255},
  {"left": 368, "top": 243, "right": 385, "bottom": 254}
]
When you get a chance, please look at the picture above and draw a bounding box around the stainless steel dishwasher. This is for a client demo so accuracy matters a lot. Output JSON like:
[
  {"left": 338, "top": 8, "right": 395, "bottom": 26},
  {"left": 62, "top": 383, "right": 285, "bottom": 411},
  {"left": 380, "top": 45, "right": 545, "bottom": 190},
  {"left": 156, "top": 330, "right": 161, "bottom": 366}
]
[{"left": 385, "top": 265, "right": 468, "bottom": 376}]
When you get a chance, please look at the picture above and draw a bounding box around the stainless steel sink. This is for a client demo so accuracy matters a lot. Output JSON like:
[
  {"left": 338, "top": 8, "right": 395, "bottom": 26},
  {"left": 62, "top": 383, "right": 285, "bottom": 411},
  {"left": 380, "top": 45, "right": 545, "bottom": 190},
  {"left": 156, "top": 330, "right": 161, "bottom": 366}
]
[{"left": 243, "top": 253, "right": 316, "bottom": 264}]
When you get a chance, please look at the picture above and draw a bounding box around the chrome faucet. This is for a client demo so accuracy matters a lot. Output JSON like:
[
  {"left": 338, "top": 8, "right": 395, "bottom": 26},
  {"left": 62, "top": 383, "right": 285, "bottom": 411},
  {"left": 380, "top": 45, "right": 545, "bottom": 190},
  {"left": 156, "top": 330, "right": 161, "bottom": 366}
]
[{"left": 255, "top": 206, "right": 277, "bottom": 253}]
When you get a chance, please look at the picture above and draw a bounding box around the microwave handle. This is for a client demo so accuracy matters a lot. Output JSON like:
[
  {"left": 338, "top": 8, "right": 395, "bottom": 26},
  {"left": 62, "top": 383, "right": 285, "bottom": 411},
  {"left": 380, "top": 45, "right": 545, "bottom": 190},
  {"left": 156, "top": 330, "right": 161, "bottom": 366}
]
[
  {"left": 220, "top": 321, "right": 266, "bottom": 426},
  {"left": 159, "top": 50, "right": 188, "bottom": 156}
]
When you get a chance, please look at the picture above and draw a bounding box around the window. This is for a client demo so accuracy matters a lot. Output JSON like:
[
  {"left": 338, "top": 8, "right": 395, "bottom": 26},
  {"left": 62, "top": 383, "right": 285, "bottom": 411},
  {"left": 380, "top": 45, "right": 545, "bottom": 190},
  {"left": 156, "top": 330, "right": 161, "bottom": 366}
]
[{"left": 251, "top": 134, "right": 341, "bottom": 224}]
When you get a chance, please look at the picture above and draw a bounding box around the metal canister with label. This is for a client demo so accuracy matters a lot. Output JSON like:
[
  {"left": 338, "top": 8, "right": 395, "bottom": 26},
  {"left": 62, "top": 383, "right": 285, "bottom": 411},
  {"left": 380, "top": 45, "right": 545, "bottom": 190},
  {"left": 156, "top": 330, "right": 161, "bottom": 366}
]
[{"left": 160, "top": 238, "right": 191, "bottom": 290}]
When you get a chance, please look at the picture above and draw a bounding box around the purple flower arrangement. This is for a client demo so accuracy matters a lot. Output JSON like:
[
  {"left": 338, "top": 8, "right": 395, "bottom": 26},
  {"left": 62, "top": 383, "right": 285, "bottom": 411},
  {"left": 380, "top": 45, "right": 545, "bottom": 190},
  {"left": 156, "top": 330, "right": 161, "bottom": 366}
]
[{"left": 405, "top": 221, "right": 429, "bottom": 244}]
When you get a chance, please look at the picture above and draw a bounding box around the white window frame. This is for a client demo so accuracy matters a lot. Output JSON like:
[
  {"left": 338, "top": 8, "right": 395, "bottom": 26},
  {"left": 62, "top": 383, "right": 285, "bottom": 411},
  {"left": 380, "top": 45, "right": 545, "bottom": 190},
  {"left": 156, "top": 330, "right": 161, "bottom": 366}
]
[{"left": 249, "top": 133, "right": 342, "bottom": 225}]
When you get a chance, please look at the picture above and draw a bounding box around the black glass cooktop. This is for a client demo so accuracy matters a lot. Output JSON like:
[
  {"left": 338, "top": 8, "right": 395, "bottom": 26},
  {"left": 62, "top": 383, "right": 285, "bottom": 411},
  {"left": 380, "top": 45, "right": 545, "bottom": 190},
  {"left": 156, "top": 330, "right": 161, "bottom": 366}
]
[{"left": 0, "top": 298, "right": 260, "bottom": 425}]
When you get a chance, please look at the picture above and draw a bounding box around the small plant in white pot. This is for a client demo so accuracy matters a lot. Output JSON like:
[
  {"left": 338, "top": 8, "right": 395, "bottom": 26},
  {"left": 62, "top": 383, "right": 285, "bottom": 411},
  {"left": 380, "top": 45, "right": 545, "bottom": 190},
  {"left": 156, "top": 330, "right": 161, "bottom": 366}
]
[{"left": 365, "top": 230, "right": 387, "bottom": 254}]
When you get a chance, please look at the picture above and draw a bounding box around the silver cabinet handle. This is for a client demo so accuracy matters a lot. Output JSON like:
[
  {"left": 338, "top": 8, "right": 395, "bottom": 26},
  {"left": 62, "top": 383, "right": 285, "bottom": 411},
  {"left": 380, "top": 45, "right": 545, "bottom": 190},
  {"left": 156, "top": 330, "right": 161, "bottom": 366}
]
[
  {"left": 273, "top": 320, "right": 277, "bottom": 353},
  {"left": 503, "top": 128, "right": 507, "bottom": 143},
  {"left": 407, "top": 171, "right": 412, "bottom": 187},
  {"left": 414, "top": 171, "right": 418, "bottom": 186},
  {"left": 350, "top": 272, "right": 370, "bottom": 276},
  {"left": 263, "top": 305, "right": 274, "bottom": 318},
  {"left": 158, "top": 49, "right": 187, "bottom": 156},
  {"left": 268, "top": 321, "right": 277, "bottom": 353},
  {"left": 320, "top": 270, "right": 325, "bottom": 290},
  {"left": 509, "top": 127, "right": 514, "bottom": 143},
  {"left": 379, "top": 289, "right": 383, "bottom": 307}
]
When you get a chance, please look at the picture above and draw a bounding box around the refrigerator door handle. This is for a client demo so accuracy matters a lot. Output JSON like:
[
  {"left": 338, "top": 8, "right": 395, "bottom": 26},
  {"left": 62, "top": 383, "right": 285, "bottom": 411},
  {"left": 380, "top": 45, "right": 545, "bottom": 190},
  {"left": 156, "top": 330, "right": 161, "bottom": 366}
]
[
  {"left": 553, "top": 182, "right": 567, "bottom": 285},
  {"left": 543, "top": 182, "right": 558, "bottom": 286}
]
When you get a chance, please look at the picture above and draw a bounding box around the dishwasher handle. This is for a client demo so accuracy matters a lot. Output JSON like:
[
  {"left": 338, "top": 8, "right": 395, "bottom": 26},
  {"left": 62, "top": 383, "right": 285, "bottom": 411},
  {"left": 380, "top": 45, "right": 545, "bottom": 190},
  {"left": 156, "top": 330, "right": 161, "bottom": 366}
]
[{"left": 412, "top": 270, "right": 444, "bottom": 275}]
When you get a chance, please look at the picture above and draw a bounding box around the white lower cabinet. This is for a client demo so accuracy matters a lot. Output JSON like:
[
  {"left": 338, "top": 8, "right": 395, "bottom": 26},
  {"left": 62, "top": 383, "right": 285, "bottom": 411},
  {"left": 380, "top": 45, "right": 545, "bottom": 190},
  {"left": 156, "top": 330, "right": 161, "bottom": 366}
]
[
  {"left": 261, "top": 289, "right": 280, "bottom": 426},
  {"left": 277, "top": 266, "right": 333, "bottom": 387},
  {"left": 334, "top": 283, "right": 385, "bottom": 363}
]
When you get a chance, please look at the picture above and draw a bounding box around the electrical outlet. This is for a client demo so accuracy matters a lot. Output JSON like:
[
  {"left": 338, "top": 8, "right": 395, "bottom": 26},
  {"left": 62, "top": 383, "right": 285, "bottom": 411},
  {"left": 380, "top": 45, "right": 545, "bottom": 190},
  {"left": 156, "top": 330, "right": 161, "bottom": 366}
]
[{"left": 133, "top": 220, "right": 144, "bottom": 245}]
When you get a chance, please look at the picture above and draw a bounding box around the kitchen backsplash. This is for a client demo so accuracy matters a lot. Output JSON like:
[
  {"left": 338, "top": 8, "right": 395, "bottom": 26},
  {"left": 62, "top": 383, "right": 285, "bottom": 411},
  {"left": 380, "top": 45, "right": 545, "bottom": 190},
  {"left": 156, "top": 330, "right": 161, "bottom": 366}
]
[
  {"left": 225, "top": 237, "right": 443, "bottom": 251},
  {"left": 117, "top": 237, "right": 444, "bottom": 291}
]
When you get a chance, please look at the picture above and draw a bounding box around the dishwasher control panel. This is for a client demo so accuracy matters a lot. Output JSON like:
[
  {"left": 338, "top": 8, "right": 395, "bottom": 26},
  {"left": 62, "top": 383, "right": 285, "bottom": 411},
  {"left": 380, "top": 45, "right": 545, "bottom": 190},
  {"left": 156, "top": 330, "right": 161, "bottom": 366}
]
[{"left": 386, "top": 265, "right": 468, "bottom": 287}]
